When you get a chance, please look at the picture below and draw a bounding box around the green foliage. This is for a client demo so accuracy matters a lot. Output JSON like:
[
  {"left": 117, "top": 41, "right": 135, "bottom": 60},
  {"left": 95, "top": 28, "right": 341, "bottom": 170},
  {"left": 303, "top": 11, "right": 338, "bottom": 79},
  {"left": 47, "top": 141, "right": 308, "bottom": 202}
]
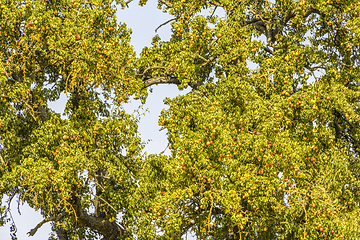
[
  {"left": 135, "top": 0, "right": 360, "bottom": 239},
  {"left": 0, "top": 0, "right": 144, "bottom": 239},
  {"left": 0, "top": 0, "right": 360, "bottom": 239}
]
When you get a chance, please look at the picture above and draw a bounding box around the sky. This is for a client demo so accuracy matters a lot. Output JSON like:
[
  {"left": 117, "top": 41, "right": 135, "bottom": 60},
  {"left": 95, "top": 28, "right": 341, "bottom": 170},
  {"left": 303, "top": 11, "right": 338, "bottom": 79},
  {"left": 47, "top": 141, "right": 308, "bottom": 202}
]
[{"left": 0, "top": 1, "right": 195, "bottom": 239}]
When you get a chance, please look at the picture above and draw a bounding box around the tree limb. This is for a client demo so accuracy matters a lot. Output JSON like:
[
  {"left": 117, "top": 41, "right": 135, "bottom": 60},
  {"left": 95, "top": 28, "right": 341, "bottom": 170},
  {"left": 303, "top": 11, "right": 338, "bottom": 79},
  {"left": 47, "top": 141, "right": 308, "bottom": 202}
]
[
  {"left": 144, "top": 76, "right": 181, "bottom": 87},
  {"left": 71, "top": 192, "right": 126, "bottom": 240},
  {"left": 92, "top": 182, "right": 119, "bottom": 213},
  {"left": 135, "top": 66, "right": 165, "bottom": 78},
  {"left": 28, "top": 212, "right": 68, "bottom": 236},
  {"left": 282, "top": 7, "right": 320, "bottom": 25},
  {"left": 144, "top": 76, "right": 204, "bottom": 89},
  {"left": 55, "top": 228, "right": 69, "bottom": 240}
]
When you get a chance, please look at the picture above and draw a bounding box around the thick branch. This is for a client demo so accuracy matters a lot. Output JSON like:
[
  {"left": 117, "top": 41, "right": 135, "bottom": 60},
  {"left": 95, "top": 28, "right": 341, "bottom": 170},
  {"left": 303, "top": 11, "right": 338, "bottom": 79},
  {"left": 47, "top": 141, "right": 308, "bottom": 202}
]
[
  {"left": 71, "top": 191, "right": 126, "bottom": 240},
  {"left": 144, "top": 76, "right": 180, "bottom": 87},
  {"left": 36, "top": 102, "right": 50, "bottom": 121},
  {"left": 282, "top": 9, "right": 297, "bottom": 24},
  {"left": 28, "top": 212, "right": 68, "bottom": 236},
  {"left": 55, "top": 228, "right": 69, "bottom": 240},
  {"left": 94, "top": 169, "right": 107, "bottom": 219},
  {"left": 282, "top": 7, "right": 321, "bottom": 25},
  {"left": 144, "top": 76, "right": 203, "bottom": 89},
  {"left": 135, "top": 66, "right": 165, "bottom": 77}
]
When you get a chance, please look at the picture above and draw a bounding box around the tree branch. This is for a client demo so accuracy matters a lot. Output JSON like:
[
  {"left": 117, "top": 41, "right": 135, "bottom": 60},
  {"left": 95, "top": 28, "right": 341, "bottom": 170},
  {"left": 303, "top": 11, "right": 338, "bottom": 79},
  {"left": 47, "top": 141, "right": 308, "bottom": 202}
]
[
  {"left": 143, "top": 76, "right": 204, "bottom": 89},
  {"left": 70, "top": 191, "right": 126, "bottom": 240},
  {"left": 92, "top": 182, "right": 119, "bottom": 213},
  {"left": 135, "top": 66, "right": 165, "bottom": 78},
  {"left": 159, "top": 0, "right": 173, "bottom": 8},
  {"left": 0, "top": 150, "right": 7, "bottom": 165},
  {"left": 55, "top": 228, "right": 69, "bottom": 240},
  {"left": 124, "top": 0, "right": 133, "bottom": 7},
  {"left": 264, "top": 46, "right": 274, "bottom": 55},
  {"left": 282, "top": 7, "right": 320, "bottom": 25},
  {"left": 155, "top": 18, "right": 176, "bottom": 32},
  {"left": 28, "top": 212, "right": 68, "bottom": 236},
  {"left": 144, "top": 76, "right": 180, "bottom": 87}
]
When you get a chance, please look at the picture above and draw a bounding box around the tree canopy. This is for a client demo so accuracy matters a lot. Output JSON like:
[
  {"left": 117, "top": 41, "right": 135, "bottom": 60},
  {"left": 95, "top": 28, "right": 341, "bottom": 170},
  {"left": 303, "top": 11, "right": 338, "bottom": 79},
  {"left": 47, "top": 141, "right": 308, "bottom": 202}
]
[{"left": 1, "top": 0, "right": 360, "bottom": 239}]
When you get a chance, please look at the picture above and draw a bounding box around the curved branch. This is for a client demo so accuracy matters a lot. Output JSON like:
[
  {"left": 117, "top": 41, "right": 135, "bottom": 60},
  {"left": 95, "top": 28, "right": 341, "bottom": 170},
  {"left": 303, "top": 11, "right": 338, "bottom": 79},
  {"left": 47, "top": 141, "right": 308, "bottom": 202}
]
[
  {"left": 155, "top": 18, "right": 176, "bottom": 32},
  {"left": 28, "top": 212, "right": 68, "bottom": 237},
  {"left": 282, "top": 7, "right": 321, "bottom": 25},
  {"left": 144, "top": 76, "right": 181, "bottom": 87},
  {"left": 143, "top": 76, "right": 204, "bottom": 89},
  {"left": 135, "top": 66, "right": 165, "bottom": 77}
]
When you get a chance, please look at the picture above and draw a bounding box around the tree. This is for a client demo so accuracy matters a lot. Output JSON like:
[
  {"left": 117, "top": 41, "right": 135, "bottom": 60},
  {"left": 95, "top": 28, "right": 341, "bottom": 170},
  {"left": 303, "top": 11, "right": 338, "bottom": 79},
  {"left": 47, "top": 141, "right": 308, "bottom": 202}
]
[
  {"left": 0, "top": 0, "right": 360, "bottom": 240},
  {"left": 0, "top": 0, "right": 144, "bottom": 239},
  {"left": 134, "top": 0, "right": 360, "bottom": 239}
]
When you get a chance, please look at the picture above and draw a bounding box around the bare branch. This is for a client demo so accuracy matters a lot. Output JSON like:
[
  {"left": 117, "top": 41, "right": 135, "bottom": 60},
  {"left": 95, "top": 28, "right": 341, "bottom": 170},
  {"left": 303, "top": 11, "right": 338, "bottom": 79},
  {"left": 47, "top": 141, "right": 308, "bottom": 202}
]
[
  {"left": 93, "top": 174, "right": 112, "bottom": 180},
  {"left": 6, "top": 193, "right": 18, "bottom": 234},
  {"left": 282, "top": 7, "right": 320, "bottom": 25},
  {"left": 209, "top": 6, "right": 218, "bottom": 19},
  {"left": 159, "top": 0, "right": 173, "bottom": 8},
  {"left": 124, "top": 0, "right": 133, "bottom": 7},
  {"left": 144, "top": 76, "right": 204, "bottom": 89},
  {"left": 264, "top": 46, "right": 274, "bottom": 55},
  {"left": 28, "top": 212, "right": 68, "bottom": 236},
  {"left": 144, "top": 76, "right": 180, "bottom": 87},
  {"left": 304, "top": 8, "right": 321, "bottom": 19},
  {"left": 305, "top": 62, "right": 325, "bottom": 71},
  {"left": 160, "top": 143, "right": 170, "bottom": 155},
  {"left": 155, "top": 18, "right": 176, "bottom": 32}
]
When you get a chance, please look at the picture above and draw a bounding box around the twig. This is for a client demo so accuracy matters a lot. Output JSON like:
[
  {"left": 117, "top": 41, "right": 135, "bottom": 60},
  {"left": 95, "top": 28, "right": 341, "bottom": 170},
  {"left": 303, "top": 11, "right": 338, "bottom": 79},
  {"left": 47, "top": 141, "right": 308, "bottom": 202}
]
[
  {"left": 159, "top": 0, "right": 173, "bottom": 8},
  {"left": 7, "top": 193, "right": 17, "bottom": 234},
  {"left": 199, "top": 56, "right": 215, "bottom": 67},
  {"left": 124, "top": 0, "right": 133, "bottom": 7},
  {"left": 264, "top": 47, "right": 273, "bottom": 55},
  {"left": 93, "top": 174, "right": 112, "bottom": 180},
  {"left": 17, "top": 194, "right": 22, "bottom": 216},
  {"left": 155, "top": 18, "right": 176, "bottom": 32},
  {"left": 160, "top": 143, "right": 170, "bottom": 155},
  {"left": 209, "top": 6, "right": 218, "bottom": 19}
]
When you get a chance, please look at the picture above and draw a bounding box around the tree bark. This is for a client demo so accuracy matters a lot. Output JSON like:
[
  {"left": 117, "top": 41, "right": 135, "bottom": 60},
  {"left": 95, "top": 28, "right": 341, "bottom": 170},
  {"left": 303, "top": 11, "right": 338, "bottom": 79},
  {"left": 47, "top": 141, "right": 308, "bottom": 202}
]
[{"left": 71, "top": 191, "right": 126, "bottom": 240}]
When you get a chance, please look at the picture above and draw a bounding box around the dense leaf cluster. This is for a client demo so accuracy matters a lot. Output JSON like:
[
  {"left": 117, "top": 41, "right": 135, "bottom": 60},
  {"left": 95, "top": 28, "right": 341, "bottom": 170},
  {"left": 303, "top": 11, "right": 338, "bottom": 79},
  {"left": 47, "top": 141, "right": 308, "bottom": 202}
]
[{"left": 0, "top": 0, "right": 360, "bottom": 239}]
